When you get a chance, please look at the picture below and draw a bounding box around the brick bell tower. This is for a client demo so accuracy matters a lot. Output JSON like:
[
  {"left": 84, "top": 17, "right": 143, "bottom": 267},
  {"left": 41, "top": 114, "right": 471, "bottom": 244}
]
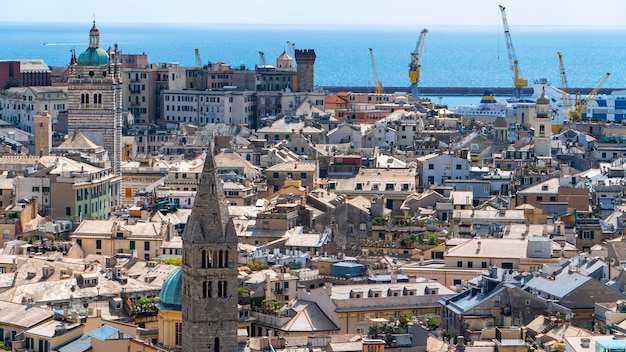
[{"left": 181, "top": 143, "right": 239, "bottom": 352}]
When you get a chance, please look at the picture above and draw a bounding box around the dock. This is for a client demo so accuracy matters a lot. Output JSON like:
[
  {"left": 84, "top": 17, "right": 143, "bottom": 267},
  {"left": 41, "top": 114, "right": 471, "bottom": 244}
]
[{"left": 321, "top": 86, "right": 619, "bottom": 96}]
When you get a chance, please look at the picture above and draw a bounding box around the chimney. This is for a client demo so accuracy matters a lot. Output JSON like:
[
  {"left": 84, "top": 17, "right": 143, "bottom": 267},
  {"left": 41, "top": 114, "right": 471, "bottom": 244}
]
[
  {"left": 581, "top": 338, "right": 590, "bottom": 348},
  {"left": 456, "top": 336, "right": 465, "bottom": 352}
]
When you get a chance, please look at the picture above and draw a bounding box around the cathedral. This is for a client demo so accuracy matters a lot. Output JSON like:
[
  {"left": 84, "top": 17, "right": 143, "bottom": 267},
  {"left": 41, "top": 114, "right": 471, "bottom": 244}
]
[
  {"left": 66, "top": 20, "right": 123, "bottom": 208},
  {"left": 180, "top": 145, "right": 239, "bottom": 351},
  {"left": 67, "top": 21, "right": 123, "bottom": 177}
]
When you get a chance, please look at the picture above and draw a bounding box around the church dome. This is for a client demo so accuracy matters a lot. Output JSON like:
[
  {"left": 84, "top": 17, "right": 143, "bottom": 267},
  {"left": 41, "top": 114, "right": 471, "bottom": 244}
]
[
  {"left": 77, "top": 47, "right": 109, "bottom": 66},
  {"left": 157, "top": 267, "right": 182, "bottom": 311},
  {"left": 494, "top": 116, "right": 507, "bottom": 128},
  {"left": 77, "top": 21, "right": 109, "bottom": 66}
]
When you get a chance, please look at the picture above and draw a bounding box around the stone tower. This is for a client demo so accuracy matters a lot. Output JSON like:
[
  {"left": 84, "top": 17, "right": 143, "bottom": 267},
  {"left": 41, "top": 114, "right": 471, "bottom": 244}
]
[
  {"left": 67, "top": 21, "right": 123, "bottom": 176},
  {"left": 181, "top": 145, "right": 238, "bottom": 352},
  {"left": 295, "top": 49, "right": 316, "bottom": 92},
  {"left": 533, "top": 88, "right": 552, "bottom": 157},
  {"left": 34, "top": 111, "right": 52, "bottom": 157}
]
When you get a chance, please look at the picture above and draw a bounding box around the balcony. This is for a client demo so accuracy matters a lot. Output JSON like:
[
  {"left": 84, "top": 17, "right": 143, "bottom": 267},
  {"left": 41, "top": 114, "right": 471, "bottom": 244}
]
[{"left": 251, "top": 310, "right": 291, "bottom": 329}]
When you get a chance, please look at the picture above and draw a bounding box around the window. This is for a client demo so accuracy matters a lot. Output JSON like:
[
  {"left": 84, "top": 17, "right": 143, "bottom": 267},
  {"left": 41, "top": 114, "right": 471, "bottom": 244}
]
[
  {"left": 445, "top": 164, "right": 451, "bottom": 169},
  {"left": 175, "top": 322, "right": 182, "bottom": 346},
  {"left": 300, "top": 172, "right": 307, "bottom": 179},
  {"left": 130, "top": 240, "right": 135, "bottom": 250},
  {"left": 467, "top": 261, "right": 473, "bottom": 268},
  {"left": 457, "top": 261, "right": 462, "bottom": 268},
  {"left": 355, "top": 183, "right": 362, "bottom": 190},
  {"left": 581, "top": 230, "right": 593, "bottom": 239},
  {"left": 456, "top": 164, "right": 462, "bottom": 170},
  {"left": 536, "top": 196, "right": 543, "bottom": 201},
  {"left": 428, "top": 164, "right": 434, "bottom": 170},
  {"left": 273, "top": 172, "right": 279, "bottom": 179},
  {"left": 3, "top": 229, "right": 9, "bottom": 239},
  {"left": 144, "top": 241, "right": 150, "bottom": 250},
  {"left": 453, "top": 279, "right": 462, "bottom": 285},
  {"left": 482, "top": 261, "right": 488, "bottom": 268},
  {"left": 96, "top": 240, "right": 102, "bottom": 249}
]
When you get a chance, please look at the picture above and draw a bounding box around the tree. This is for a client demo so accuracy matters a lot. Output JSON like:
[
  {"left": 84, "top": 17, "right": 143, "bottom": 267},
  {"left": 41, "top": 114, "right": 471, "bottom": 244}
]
[
  {"left": 3, "top": 77, "right": 20, "bottom": 90},
  {"left": 399, "top": 313, "right": 414, "bottom": 327}
]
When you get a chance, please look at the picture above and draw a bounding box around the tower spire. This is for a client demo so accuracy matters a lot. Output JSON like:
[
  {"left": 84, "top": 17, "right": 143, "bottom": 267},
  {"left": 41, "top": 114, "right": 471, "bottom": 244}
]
[{"left": 181, "top": 140, "right": 231, "bottom": 244}]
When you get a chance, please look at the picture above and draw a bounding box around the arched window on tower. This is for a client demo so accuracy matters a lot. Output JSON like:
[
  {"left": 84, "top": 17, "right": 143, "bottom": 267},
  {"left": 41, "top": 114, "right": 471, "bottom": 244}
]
[
  {"left": 218, "top": 250, "right": 223, "bottom": 268},
  {"left": 224, "top": 250, "right": 228, "bottom": 268},
  {"left": 214, "top": 337, "right": 220, "bottom": 352},
  {"left": 210, "top": 183, "right": 215, "bottom": 194},
  {"left": 539, "top": 125, "right": 545, "bottom": 136},
  {"left": 202, "top": 250, "right": 207, "bottom": 268}
]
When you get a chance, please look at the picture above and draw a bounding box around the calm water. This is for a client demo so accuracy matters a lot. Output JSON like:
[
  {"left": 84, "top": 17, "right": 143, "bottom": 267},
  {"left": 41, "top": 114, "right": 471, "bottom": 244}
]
[{"left": 1, "top": 22, "right": 625, "bottom": 89}]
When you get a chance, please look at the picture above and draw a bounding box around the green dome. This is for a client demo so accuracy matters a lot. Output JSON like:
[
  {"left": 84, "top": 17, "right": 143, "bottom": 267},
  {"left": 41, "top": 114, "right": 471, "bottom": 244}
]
[
  {"left": 157, "top": 267, "right": 182, "bottom": 311},
  {"left": 77, "top": 47, "right": 109, "bottom": 66}
]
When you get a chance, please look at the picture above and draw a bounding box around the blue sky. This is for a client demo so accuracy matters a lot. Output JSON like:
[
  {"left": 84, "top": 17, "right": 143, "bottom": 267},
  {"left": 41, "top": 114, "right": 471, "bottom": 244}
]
[{"left": 2, "top": 0, "right": 625, "bottom": 27}]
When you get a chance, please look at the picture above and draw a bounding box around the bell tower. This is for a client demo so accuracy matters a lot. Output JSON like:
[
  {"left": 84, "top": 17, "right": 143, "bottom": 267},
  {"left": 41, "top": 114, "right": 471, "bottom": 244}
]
[
  {"left": 181, "top": 144, "right": 239, "bottom": 352},
  {"left": 533, "top": 88, "right": 552, "bottom": 157}
]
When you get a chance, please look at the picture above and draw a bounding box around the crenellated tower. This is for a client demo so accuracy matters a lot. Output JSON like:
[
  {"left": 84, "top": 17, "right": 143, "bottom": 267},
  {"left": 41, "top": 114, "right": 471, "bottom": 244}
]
[{"left": 295, "top": 49, "right": 316, "bottom": 92}]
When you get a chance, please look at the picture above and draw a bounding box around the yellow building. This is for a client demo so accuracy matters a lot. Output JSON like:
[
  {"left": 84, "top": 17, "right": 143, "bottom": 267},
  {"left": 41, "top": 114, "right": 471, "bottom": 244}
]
[
  {"left": 21, "top": 320, "right": 83, "bottom": 351},
  {"left": 71, "top": 220, "right": 170, "bottom": 260}
]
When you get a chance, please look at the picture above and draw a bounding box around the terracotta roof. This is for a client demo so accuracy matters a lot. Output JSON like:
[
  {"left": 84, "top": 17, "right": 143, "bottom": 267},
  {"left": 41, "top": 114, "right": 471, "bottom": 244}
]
[{"left": 325, "top": 95, "right": 347, "bottom": 104}]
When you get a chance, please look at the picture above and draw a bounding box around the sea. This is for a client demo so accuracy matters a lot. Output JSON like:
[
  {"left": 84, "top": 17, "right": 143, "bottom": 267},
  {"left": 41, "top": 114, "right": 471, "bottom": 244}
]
[{"left": 1, "top": 22, "right": 626, "bottom": 106}]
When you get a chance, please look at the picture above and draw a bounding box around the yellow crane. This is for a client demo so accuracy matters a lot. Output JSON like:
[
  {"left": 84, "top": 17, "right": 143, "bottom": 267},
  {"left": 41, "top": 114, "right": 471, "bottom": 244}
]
[
  {"left": 369, "top": 48, "right": 384, "bottom": 94},
  {"left": 408, "top": 28, "right": 428, "bottom": 98},
  {"left": 557, "top": 52, "right": 573, "bottom": 114},
  {"left": 571, "top": 72, "right": 611, "bottom": 120},
  {"left": 499, "top": 5, "right": 528, "bottom": 98},
  {"left": 194, "top": 48, "right": 202, "bottom": 68}
]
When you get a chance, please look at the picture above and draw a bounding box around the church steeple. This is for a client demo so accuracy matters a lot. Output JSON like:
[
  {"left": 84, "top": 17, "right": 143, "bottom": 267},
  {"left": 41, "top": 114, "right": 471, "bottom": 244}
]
[
  {"left": 181, "top": 141, "right": 238, "bottom": 352},
  {"left": 181, "top": 144, "right": 233, "bottom": 244}
]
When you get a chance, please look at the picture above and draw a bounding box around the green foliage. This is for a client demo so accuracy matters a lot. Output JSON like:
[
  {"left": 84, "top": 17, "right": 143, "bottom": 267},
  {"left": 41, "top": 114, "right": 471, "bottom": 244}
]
[
  {"left": 160, "top": 257, "right": 182, "bottom": 266},
  {"left": 399, "top": 313, "right": 414, "bottom": 327},
  {"left": 372, "top": 216, "right": 388, "bottom": 226},
  {"left": 442, "top": 331, "right": 452, "bottom": 340},
  {"left": 247, "top": 261, "right": 269, "bottom": 271},
  {"left": 422, "top": 231, "right": 441, "bottom": 245},
  {"left": 132, "top": 297, "right": 159, "bottom": 314},
  {"left": 427, "top": 316, "right": 439, "bottom": 328}
]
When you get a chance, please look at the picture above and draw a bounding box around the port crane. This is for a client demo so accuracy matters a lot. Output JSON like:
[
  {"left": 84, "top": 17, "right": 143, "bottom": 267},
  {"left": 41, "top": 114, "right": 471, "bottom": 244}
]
[
  {"left": 571, "top": 72, "right": 611, "bottom": 120},
  {"left": 408, "top": 28, "right": 428, "bottom": 98},
  {"left": 499, "top": 5, "right": 528, "bottom": 99},
  {"left": 557, "top": 52, "right": 574, "bottom": 114},
  {"left": 194, "top": 48, "right": 202, "bottom": 68},
  {"left": 369, "top": 48, "right": 384, "bottom": 94},
  {"left": 258, "top": 51, "right": 267, "bottom": 67}
]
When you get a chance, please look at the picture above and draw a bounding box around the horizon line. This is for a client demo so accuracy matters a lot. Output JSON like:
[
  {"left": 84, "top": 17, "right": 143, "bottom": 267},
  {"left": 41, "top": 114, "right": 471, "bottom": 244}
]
[{"left": 2, "top": 21, "right": 626, "bottom": 30}]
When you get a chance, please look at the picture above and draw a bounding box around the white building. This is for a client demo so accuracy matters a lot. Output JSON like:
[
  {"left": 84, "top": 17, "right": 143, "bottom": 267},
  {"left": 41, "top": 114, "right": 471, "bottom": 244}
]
[{"left": 417, "top": 152, "right": 471, "bottom": 189}]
